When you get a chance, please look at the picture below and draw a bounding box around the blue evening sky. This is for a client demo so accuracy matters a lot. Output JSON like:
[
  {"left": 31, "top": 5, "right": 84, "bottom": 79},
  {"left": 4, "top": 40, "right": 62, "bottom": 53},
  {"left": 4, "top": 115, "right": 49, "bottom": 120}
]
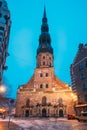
[{"left": 4, "top": 0, "right": 87, "bottom": 98}]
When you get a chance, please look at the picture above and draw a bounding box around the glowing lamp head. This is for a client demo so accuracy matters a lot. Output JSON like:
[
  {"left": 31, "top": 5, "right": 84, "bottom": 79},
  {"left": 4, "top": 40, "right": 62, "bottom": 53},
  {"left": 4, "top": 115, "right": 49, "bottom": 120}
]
[{"left": 0, "top": 85, "right": 6, "bottom": 93}]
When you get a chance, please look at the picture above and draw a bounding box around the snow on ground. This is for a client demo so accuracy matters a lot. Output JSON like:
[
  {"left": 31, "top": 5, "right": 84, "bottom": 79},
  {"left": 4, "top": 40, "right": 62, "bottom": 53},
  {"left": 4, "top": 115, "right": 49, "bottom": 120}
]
[{"left": 0, "top": 117, "right": 84, "bottom": 130}]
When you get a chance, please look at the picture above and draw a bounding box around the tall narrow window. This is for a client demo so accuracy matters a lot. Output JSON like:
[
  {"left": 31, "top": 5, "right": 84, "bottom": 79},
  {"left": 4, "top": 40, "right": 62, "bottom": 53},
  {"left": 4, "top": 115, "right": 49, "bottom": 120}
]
[
  {"left": 43, "top": 56, "right": 45, "bottom": 59},
  {"left": 40, "top": 73, "right": 43, "bottom": 77},
  {"left": 26, "top": 99, "right": 30, "bottom": 107},
  {"left": 46, "top": 73, "right": 48, "bottom": 77},
  {"left": 46, "top": 84, "right": 48, "bottom": 88},
  {"left": 42, "top": 96, "right": 47, "bottom": 105},
  {"left": 43, "top": 62, "right": 45, "bottom": 65}
]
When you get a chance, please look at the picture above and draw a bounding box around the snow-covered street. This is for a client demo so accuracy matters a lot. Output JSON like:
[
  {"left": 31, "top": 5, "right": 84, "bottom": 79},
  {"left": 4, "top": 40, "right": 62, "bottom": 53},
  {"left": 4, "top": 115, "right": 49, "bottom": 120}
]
[{"left": 0, "top": 117, "right": 87, "bottom": 130}]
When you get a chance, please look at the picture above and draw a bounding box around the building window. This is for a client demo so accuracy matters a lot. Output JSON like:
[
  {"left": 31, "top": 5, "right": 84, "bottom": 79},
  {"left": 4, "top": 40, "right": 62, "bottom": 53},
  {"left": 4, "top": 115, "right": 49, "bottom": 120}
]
[
  {"left": 85, "top": 95, "right": 87, "bottom": 102},
  {"left": 82, "top": 83, "right": 87, "bottom": 90},
  {"left": 0, "top": 2, "right": 2, "bottom": 7},
  {"left": 43, "top": 56, "right": 45, "bottom": 59},
  {"left": 46, "top": 84, "right": 48, "bottom": 88},
  {"left": 46, "top": 73, "right": 48, "bottom": 77},
  {"left": 42, "top": 96, "right": 47, "bottom": 105},
  {"left": 79, "top": 64, "right": 83, "bottom": 70},
  {"left": 85, "top": 61, "right": 87, "bottom": 67},
  {"left": 80, "top": 73, "right": 85, "bottom": 79},
  {"left": 26, "top": 99, "right": 30, "bottom": 107},
  {"left": 40, "top": 84, "right": 43, "bottom": 88},
  {"left": 43, "top": 62, "right": 45, "bottom": 65},
  {"left": 40, "top": 73, "right": 43, "bottom": 77}
]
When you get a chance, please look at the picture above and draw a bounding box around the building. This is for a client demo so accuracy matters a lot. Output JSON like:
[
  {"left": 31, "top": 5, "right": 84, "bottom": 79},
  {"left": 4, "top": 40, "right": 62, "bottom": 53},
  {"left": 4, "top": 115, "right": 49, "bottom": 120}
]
[
  {"left": 16, "top": 7, "right": 77, "bottom": 117},
  {"left": 70, "top": 43, "right": 87, "bottom": 115},
  {"left": 0, "top": 0, "right": 11, "bottom": 85}
]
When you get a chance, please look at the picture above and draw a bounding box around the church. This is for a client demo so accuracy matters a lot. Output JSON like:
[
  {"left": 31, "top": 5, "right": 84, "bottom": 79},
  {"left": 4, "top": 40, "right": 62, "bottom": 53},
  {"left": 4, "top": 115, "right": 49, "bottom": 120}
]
[{"left": 16, "top": 7, "right": 77, "bottom": 117}]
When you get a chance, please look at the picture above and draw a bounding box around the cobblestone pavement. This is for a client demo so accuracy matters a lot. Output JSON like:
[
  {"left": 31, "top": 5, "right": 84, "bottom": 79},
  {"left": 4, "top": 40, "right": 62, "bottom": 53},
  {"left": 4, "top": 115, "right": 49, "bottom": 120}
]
[
  {"left": 0, "top": 118, "right": 87, "bottom": 130},
  {"left": 0, "top": 121, "right": 21, "bottom": 130}
]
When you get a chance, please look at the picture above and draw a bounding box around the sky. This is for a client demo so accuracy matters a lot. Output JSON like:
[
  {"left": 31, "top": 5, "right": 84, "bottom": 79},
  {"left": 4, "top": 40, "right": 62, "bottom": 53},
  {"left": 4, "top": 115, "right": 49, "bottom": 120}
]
[{"left": 3, "top": 0, "right": 87, "bottom": 98}]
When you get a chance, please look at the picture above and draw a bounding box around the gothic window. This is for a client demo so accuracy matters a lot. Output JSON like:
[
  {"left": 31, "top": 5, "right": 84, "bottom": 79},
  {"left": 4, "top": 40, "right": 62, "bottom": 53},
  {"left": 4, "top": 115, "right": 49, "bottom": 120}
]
[
  {"left": 26, "top": 99, "right": 30, "bottom": 107},
  {"left": 40, "top": 73, "right": 43, "bottom": 77},
  {"left": 46, "top": 73, "right": 48, "bottom": 77},
  {"left": 40, "top": 84, "right": 43, "bottom": 88},
  {"left": 42, "top": 96, "right": 47, "bottom": 105},
  {"left": 46, "top": 84, "right": 48, "bottom": 88}
]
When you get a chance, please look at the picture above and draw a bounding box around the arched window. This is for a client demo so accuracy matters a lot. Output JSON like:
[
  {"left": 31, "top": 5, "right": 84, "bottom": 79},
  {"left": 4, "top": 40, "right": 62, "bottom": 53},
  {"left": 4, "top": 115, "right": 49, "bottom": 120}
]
[
  {"left": 42, "top": 96, "right": 47, "bottom": 105},
  {"left": 26, "top": 99, "right": 30, "bottom": 107},
  {"left": 46, "top": 73, "right": 48, "bottom": 77},
  {"left": 40, "top": 84, "right": 43, "bottom": 88}
]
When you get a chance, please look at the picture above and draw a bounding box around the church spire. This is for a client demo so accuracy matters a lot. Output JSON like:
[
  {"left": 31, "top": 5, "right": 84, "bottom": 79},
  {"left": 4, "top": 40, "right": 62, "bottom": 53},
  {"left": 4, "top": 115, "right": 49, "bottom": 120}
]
[{"left": 37, "top": 6, "right": 53, "bottom": 55}]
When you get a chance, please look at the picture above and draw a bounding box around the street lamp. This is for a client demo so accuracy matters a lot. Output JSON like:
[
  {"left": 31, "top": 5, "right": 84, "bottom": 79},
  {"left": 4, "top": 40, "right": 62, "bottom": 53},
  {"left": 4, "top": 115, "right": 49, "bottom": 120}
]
[{"left": 0, "top": 85, "right": 6, "bottom": 97}]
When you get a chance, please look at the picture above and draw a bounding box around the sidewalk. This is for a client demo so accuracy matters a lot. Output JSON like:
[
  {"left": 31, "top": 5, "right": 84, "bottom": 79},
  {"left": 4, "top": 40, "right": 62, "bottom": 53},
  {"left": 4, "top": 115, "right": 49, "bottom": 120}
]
[{"left": 0, "top": 121, "right": 22, "bottom": 130}]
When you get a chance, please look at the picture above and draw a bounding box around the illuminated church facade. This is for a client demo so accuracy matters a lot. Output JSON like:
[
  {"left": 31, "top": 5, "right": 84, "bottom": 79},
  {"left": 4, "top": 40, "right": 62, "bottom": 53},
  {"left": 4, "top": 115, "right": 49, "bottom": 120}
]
[{"left": 16, "top": 7, "right": 77, "bottom": 117}]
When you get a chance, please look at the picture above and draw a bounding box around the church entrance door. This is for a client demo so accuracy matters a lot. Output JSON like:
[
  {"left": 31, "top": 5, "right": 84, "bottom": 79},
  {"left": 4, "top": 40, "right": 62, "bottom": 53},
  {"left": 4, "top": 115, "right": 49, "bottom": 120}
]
[
  {"left": 42, "top": 108, "right": 46, "bottom": 117},
  {"left": 59, "top": 109, "right": 64, "bottom": 117},
  {"left": 25, "top": 110, "right": 29, "bottom": 117}
]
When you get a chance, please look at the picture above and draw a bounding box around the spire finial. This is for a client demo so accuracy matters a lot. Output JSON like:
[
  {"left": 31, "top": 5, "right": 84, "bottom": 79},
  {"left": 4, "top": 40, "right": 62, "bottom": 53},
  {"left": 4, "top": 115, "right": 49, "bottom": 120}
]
[{"left": 43, "top": 0, "right": 46, "bottom": 18}]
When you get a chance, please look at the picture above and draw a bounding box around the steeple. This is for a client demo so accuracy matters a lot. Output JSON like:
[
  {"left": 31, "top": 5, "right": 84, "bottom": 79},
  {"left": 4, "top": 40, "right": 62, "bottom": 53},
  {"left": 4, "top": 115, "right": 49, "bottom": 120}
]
[
  {"left": 36, "top": 7, "right": 54, "bottom": 68},
  {"left": 37, "top": 7, "right": 53, "bottom": 55}
]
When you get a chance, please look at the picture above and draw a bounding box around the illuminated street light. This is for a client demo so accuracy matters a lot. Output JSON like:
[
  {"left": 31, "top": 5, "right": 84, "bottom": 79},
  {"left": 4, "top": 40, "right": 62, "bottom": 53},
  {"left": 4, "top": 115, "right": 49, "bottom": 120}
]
[{"left": 0, "top": 85, "right": 6, "bottom": 94}]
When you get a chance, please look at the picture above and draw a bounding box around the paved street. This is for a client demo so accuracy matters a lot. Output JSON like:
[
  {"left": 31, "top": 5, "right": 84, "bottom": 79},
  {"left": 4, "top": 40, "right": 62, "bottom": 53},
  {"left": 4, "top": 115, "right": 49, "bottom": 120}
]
[
  {"left": 0, "top": 121, "right": 21, "bottom": 130},
  {"left": 0, "top": 118, "right": 87, "bottom": 130}
]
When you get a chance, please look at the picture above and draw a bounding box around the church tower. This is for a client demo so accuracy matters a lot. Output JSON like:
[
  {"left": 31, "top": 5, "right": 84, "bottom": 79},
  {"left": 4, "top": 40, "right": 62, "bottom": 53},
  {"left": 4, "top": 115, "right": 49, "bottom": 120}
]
[{"left": 36, "top": 7, "right": 53, "bottom": 68}]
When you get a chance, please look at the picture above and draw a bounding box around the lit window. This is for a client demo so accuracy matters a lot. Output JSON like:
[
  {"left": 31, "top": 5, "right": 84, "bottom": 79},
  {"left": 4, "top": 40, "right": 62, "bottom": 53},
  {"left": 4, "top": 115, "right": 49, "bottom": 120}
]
[
  {"left": 40, "top": 84, "right": 43, "bottom": 88},
  {"left": 46, "top": 73, "right": 48, "bottom": 77},
  {"left": 46, "top": 84, "right": 48, "bottom": 88}
]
